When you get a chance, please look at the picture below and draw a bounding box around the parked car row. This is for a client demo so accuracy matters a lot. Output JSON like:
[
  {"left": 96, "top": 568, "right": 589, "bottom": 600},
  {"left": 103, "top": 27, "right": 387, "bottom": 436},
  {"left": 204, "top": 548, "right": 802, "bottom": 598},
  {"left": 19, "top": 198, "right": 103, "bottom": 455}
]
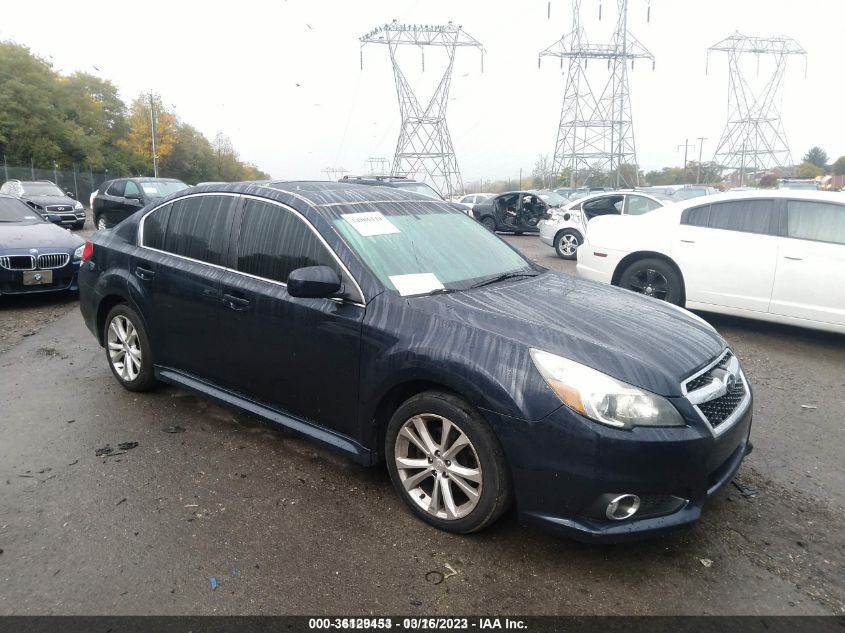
[
  {"left": 0, "top": 180, "right": 86, "bottom": 229},
  {"left": 78, "top": 181, "right": 753, "bottom": 542}
]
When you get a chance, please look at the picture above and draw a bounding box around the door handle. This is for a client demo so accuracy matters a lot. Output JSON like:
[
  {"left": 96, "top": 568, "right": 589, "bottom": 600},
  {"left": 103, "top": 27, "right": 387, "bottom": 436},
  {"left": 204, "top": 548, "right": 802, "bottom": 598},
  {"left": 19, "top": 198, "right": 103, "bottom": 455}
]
[
  {"left": 783, "top": 255, "right": 803, "bottom": 261},
  {"left": 223, "top": 293, "right": 251, "bottom": 310},
  {"left": 135, "top": 266, "right": 155, "bottom": 280},
  {"left": 680, "top": 239, "right": 696, "bottom": 244}
]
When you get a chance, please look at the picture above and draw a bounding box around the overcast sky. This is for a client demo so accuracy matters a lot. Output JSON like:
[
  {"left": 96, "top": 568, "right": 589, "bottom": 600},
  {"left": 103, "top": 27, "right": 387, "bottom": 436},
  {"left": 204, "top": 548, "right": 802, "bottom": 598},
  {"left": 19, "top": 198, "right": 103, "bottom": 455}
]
[{"left": 3, "top": 0, "right": 843, "bottom": 182}]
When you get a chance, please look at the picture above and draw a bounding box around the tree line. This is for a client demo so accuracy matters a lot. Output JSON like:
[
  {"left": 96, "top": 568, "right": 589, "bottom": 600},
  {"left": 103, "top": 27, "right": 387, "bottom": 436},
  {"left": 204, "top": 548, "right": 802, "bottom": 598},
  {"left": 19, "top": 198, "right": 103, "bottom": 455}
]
[{"left": 0, "top": 41, "right": 269, "bottom": 183}]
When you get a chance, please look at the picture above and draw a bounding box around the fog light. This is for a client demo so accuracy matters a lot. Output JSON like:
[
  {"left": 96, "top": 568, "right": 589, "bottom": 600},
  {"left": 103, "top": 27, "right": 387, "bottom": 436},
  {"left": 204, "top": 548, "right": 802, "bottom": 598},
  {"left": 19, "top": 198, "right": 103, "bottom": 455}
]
[{"left": 606, "top": 494, "right": 640, "bottom": 520}]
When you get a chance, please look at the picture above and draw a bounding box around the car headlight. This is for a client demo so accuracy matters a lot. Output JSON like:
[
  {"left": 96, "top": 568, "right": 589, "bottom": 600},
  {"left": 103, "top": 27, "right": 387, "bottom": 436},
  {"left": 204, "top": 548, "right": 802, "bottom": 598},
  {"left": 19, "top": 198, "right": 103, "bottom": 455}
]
[
  {"left": 73, "top": 245, "right": 84, "bottom": 261},
  {"left": 74, "top": 201, "right": 84, "bottom": 211},
  {"left": 529, "top": 349, "right": 684, "bottom": 429}
]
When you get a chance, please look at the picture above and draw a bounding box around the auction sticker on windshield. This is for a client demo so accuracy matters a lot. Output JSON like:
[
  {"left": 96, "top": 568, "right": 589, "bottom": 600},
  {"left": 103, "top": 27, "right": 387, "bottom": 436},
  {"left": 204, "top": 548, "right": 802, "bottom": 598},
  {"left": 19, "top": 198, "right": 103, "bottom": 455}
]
[
  {"left": 342, "top": 211, "right": 400, "bottom": 237},
  {"left": 388, "top": 273, "right": 444, "bottom": 296}
]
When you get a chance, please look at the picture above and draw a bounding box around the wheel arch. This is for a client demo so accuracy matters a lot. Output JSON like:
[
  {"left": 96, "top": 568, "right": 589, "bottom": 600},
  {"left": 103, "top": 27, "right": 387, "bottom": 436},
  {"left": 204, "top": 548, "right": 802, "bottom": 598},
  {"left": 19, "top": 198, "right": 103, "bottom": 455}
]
[
  {"left": 553, "top": 226, "right": 583, "bottom": 244},
  {"left": 611, "top": 251, "right": 686, "bottom": 304}
]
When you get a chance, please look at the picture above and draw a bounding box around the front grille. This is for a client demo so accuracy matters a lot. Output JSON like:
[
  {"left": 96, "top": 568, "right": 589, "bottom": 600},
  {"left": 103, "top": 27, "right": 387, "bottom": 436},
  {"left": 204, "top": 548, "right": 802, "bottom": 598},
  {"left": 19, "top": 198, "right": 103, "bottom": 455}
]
[
  {"left": 46, "top": 204, "right": 73, "bottom": 213},
  {"left": 685, "top": 351, "right": 733, "bottom": 392},
  {"left": 0, "top": 255, "right": 36, "bottom": 270},
  {"left": 37, "top": 253, "right": 70, "bottom": 269},
  {"left": 698, "top": 376, "right": 747, "bottom": 428}
]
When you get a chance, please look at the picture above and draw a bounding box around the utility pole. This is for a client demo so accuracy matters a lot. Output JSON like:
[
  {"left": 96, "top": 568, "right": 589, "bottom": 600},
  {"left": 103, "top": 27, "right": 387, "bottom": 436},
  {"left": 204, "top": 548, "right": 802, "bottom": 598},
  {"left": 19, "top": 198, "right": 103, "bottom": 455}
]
[
  {"left": 149, "top": 92, "right": 158, "bottom": 178},
  {"left": 519, "top": 168, "right": 523, "bottom": 190},
  {"left": 677, "top": 139, "right": 695, "bottom": 175},
  {"left": 2, "top": 154, "right": 7, "bottom": 182},
  {"left": 696, "top": 136, "right": 707, "bottom": 183}
]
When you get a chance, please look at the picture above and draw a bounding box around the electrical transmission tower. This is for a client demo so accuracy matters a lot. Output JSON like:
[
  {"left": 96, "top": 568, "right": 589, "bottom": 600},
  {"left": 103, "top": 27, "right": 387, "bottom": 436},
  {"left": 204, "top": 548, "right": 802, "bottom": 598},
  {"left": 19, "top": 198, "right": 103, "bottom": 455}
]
[
  {"left": 540, "top": 0, "right": 653, "bottom": 188},
  {"left": 360, "top": 21, "right": 483, "bottom": 197},
  {"left": 322, "top": 167, "right": 349, "bottom": 181},
  {"left": 708, "top": 33, "right": 807, "bottom": 183},
  {"left": 366, "top": 157, "right": 391, "bottom": 174}
]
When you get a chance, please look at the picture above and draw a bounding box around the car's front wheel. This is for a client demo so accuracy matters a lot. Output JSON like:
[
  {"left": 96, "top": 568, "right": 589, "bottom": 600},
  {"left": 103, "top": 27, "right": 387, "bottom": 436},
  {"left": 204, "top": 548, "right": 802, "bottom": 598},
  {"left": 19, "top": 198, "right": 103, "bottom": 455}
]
[
  {"left": 554, "top": 229, "right": 581, "bottom": 260},
  {"left": 618, "top": 257, "right": 684, "bottom": 305},
  {"left": 481, "top": 216, "right": 496, "bottom": 232},
  {"left": 104, "top": 304, "right": 156, "bottom": 392},
  {"left": 386, "top": 391, "right": 511, "bottom": 533}
]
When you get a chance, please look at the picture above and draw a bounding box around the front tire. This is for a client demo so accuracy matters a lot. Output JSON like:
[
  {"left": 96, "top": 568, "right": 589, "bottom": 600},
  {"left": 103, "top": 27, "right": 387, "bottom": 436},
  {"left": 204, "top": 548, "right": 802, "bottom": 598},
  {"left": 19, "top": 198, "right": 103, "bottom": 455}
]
[
  {"left": 618, "top": 257, "right": 684, "bottom": 305},
  {"left": 104, "top": 304, "right": 156, "bottom": 392},
  {"left": 386, "top": 391, "right": 511, "bottom": 534},
  {"left": 554, "top": 229, "right": 581, "bottom": 260},
  {"left": 480, "top": 216, "right": 497, "bottom": 232}
]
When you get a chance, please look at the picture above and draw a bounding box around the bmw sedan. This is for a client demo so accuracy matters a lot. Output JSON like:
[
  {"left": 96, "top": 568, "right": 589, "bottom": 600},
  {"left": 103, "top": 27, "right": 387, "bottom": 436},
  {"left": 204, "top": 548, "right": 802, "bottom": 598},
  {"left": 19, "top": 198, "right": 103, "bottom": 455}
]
[
  {"left": 79, "top": 182, "right": 753, "bottom": 542},
  {"left": 0, "top": 194, "right": 85, "bottom": 295}
]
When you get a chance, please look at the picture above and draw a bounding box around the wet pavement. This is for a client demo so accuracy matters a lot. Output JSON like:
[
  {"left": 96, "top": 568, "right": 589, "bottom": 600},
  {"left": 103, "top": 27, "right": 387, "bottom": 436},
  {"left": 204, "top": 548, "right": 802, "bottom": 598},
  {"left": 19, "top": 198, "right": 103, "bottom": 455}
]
[{"left": 0, "top": 232, "right": 842, "bottom": 615}]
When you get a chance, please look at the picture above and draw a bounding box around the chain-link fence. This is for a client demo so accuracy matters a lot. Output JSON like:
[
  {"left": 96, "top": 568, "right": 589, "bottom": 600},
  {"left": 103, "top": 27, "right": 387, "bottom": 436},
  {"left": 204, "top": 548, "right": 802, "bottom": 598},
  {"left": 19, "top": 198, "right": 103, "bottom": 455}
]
[{"left": 1, "top": 162, "right": 127, "bottom": 209}]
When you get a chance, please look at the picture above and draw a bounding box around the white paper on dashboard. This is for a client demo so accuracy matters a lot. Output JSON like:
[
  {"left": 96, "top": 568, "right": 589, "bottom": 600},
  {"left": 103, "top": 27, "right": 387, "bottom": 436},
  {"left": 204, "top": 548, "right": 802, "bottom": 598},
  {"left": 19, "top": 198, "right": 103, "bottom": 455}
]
[
  {"left": 142, "top": 186, "right": 158, "bottom": 194},
  {"left": 389, "top": 273, "right": 444, "bottom": 296},
  {"left": 341, "top": 211, "right": 400, "bottom": 237}
]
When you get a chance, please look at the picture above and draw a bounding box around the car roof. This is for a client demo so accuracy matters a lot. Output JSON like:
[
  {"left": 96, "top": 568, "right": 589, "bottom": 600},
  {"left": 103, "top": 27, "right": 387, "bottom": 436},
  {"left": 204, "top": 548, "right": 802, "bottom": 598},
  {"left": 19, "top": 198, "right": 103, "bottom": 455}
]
[{"left": 110, "top": 177, "right": 185, "bottom": 183}]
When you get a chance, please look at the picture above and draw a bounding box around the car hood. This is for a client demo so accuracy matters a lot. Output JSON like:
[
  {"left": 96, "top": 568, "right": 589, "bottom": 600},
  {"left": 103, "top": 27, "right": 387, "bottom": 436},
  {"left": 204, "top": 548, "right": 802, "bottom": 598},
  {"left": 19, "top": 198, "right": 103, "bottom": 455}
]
[
  {"left": 0, "top": 222, "right": 84, "bottom": 250},
  {"left": 418, "top": 272, "right": 725, "bottom": 397},
  {"left": 22, "top": 194, "right": 78, "bottom": 208}
]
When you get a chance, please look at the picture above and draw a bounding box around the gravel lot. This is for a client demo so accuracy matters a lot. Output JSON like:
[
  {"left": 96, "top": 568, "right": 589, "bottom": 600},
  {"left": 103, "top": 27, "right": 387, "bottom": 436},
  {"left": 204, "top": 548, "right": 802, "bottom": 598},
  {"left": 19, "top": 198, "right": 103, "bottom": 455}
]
[{"left": 0, "top": 230, "right": 842, "bottom": 615}]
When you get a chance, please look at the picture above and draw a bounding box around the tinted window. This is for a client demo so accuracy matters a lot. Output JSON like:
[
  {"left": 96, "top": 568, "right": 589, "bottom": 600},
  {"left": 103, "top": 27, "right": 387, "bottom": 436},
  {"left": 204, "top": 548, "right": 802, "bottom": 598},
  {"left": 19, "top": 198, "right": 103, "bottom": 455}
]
[
  {"left": 107, "top": 180, "right": 126, "bottom": 197},
  {"left": 161, "top": 195, "right": 234, "bottom": 265},
  {"left": 625, "top": 195, "right": 662, "bottom": 216},
  {"left": 236, "top": 199, "right": 339, "bottom": 284},
  {"left": 142, "top": 204, "right": 172, "bottom": 250},
  {"left": 787, "top": 200, "right": 845, "bottom": 245},
  {"left": 124, "top": 181, "right": 141, "bottom": 198},
  {"left": 681, "top": 204, "right": 710, "bottom": 227},
  {"left": 708, "top": 200, "right": 775, "bottom": 235}
]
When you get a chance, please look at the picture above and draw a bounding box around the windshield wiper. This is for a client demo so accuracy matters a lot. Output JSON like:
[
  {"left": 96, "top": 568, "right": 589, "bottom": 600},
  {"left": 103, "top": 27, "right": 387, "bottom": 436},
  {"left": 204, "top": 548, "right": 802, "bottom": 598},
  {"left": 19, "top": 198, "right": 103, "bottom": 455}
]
[
  {"left": 424, "top": 287, "right": 458, "bottom": 296},
  {"left": 469, "top": 271, "right": 538, "bottom": 289}
]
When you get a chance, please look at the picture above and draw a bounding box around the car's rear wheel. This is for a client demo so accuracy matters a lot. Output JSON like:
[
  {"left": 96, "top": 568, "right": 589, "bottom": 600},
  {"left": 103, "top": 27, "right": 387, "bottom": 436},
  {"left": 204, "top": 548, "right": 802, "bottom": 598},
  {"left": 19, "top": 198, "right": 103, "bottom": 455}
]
[
  {"left": 104, "top": 304, "right": 156, "bottom": 392},
  {"left": 481, "top": 216, "right": 496, "bottom": 232},
  {"left": 96, "top": 215, "right": 107, "bottom": 231},
  {"left": 554, "top": 229, "right": 581, "bottom": 260},
  {"left": 385, "top": 391, "right": 511, "bottom": 533},
  {"left": 618, "top": 257, "right": 684, "bottom": 305}
]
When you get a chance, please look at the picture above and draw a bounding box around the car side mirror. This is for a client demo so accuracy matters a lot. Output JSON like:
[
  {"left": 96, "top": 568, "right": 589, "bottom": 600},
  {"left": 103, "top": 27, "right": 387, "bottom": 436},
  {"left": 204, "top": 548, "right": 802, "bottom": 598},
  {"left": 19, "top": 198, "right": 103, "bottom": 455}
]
[{"left": 287, "top": 266, "right": 343, "bottom": 299}]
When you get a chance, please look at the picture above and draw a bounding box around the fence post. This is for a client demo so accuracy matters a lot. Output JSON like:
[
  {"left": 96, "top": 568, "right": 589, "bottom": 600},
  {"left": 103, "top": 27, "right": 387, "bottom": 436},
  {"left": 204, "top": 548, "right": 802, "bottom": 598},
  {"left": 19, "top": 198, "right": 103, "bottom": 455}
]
[
  {"left": 30, "top": 158, "right": 35, "bottom": 180},
  {"left": 3, "top": 154, "right": 7, "bottom": 181},
  {"left": 73, "top": 164, "right": 79, "bottom": 200}
]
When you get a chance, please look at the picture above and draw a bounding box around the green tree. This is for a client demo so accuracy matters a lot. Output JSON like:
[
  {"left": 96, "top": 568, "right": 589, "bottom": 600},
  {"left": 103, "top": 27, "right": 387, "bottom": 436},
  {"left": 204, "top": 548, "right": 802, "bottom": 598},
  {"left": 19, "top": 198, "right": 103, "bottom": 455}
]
[
  {"left": 832, "top": 156, "right": 845, "bottom": 176},
  {"left": 797, "top": 162, "right": 824, "bottom": 179},
  {"left": 802, "top": 146, "right": 829, "bottom": 170}
]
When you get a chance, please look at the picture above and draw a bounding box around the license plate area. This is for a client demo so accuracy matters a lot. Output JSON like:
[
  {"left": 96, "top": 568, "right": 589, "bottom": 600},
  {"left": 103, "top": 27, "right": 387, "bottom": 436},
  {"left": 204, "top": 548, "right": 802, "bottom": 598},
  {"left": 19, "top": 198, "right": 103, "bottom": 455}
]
[{"left": 23, "top": 270, "right": 53, "bottom": 285}]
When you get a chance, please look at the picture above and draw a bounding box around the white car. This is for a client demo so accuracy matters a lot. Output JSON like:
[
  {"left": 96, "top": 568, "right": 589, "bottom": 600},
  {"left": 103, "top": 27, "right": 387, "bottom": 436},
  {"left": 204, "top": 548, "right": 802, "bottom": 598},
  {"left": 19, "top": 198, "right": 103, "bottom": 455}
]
[
  {"left": 577, "top": 190, "right": 845, "bottom": 334},
  {"left": 454, "top": 192, "right": 495, "bottom": 212},
  {"left": 538, "top": 191, "right": 668, "bottom": 260}
]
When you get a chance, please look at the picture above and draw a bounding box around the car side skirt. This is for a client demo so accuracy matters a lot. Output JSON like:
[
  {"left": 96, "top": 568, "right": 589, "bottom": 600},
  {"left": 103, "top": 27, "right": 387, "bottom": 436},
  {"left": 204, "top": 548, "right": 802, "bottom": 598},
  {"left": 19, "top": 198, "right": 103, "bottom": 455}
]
[
  {"left": 155, "top": 367, "right": 373, "bottom": 466},
  {"left": 685, "top": 302, "right": 845, "bottom": 335}
]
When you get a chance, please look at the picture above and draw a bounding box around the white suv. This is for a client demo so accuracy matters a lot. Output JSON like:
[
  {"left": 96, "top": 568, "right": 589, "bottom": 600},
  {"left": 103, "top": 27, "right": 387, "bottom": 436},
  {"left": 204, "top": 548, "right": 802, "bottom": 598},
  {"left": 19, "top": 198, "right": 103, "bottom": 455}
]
[{"left": 538, "top": 191, "right": 668, "bottom": 260}]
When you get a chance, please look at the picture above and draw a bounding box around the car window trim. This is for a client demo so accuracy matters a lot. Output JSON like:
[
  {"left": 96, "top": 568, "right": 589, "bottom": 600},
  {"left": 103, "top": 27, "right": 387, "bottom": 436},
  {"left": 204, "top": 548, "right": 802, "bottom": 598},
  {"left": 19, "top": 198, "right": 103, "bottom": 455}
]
[{"left": 138, "top": 192, "right": 366, "bottom": 306}]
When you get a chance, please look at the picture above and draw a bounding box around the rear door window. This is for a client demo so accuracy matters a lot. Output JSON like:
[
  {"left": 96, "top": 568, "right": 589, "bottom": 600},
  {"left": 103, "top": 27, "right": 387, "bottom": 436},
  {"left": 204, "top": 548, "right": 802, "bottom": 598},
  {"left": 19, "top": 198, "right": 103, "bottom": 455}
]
[
  {"left": 625, "top": 195, "right": 662, "bottom": 216},
  {"left": 786, "top": 200, "right": 845, "bottom": 245},
  {"left": 124, "top": 181, "right": 141, "bottom": 198},
  {"left": 235, "top": 199, "right": 340, "bottom": 284},
  {"left": 707, "top": 199, "right": 777, "bottom": 235},
  {"left": 159, "top": 195, "right": 236, "bottom": 265},
  {"left": 107, "top": 181, "right": 126, "bottom": 197},
  {"left": 141, "top": 205, "right": 172, "bottom": 251}
]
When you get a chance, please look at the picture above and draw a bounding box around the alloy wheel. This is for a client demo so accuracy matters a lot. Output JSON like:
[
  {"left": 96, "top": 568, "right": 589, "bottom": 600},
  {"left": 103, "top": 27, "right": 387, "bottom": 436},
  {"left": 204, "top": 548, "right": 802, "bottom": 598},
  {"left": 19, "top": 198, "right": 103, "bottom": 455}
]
[
  {"left": 97, "top": 217, "right": 107, "bottom": 230},
  {"left": 627, "top": 268, "right": 669, "bottom": 300},
  {"left": 394, "top": 413, "right": 483, "bottom": 521},
  {"left": 107, "top": 315, "right": 142, "bottom": 381},
  {"left": 560, "top": 233, "right": 579, "bottom": 256}
]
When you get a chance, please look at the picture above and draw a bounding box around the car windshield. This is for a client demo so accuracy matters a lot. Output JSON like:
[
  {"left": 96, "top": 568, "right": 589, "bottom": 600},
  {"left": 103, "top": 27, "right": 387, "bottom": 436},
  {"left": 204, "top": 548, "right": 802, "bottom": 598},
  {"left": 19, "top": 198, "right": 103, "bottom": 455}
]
[
  {"left": 139, "top": 180, "right": 189, "bottom": 198},
  {"left": 0, "top": 198, "right": 44, "bottom": 222},
  {"left": 395, "top": 183, "right": 443, "bottom": 200},
  {"left": 671, "top": 188, "right": 709, "bottom": 200},
  {"left": 21, "top": 182, "right": 65, "bottom": 196},
  {"left": 333, "top": 210, "right": 535, "bottom": 295}
]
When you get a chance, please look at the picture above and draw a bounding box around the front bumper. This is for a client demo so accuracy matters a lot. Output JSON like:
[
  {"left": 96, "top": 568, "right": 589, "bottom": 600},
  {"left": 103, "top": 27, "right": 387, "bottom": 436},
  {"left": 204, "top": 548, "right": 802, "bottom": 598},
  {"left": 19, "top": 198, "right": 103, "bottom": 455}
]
[
  {"left": 0, "top": 262, "right": 81, "bottom": 295},
  {"left": 538, "top": 220, "right": 557, "bottom": 246},
  {"left": 39, "top": 211, "right": 86, "bottom": 226},
  {"left": 482, "top": 395, "right": 753, "bottom": 543}
]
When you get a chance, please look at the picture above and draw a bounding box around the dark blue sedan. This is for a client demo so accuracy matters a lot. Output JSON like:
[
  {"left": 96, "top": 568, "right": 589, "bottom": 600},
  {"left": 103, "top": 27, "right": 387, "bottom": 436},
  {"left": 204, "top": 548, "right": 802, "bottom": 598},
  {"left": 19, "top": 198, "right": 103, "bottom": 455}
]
[
  {"left": 77, "top": 182, "right": 753, "bottom": 542},
  {"left": 0, "top": 194, "right": 85, "bottom": 296}
]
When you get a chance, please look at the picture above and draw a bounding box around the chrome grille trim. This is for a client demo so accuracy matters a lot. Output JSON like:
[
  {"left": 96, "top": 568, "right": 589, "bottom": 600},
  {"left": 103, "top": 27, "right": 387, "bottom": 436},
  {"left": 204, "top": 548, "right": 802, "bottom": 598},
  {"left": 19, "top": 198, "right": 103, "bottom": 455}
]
[
  {"left": 0, "top": 255, "right": 36, "bottom": 271},
  {"left": 37, "top": 253, "right": 70, "bottom": 269},
  {"left": 682, "top": 348, "right": 751, "bottom": 437}
]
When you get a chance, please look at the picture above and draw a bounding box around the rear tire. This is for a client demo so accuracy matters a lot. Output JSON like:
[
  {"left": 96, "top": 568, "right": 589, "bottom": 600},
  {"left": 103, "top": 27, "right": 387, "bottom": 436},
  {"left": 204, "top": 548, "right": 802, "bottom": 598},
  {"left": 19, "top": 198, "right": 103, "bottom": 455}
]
[
  {"left": 96, "top": 215, "right": 107, "bottom": 231},
  {"left": 618, "top": 257, "right": 684, "bottom": 306},
  {"left": 385, "top": 390, "right": 511, "bottom": 534},
  {"left": 481, "top": 216, "right": 496, "bottom": 232},
  {"left": 554, "top": 230, "right": 582, "bottom": 260},
  {"left": 104, "top": 304, "right": 156, "bottom": 392}
]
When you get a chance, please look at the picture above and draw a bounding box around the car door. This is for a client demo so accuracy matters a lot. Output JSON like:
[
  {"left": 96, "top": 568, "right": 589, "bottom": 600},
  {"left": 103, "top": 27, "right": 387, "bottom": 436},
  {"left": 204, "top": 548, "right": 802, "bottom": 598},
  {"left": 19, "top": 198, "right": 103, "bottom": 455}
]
[
  {"left": 118, "top": 180, "right": 144, "bottom": 223},
  {"left": 218, "top": 197, "right": 365, "bottom": 438},
  {"left": 769, "top": 198, "right": 845, "bottom": 326},
  {"left": 102, "top": 180, "right": 125, "bottom": 222},
  {"left": 672, "top": 198, "right": 779, "bottom": 312},
  {"left": 132, "top": 194, "right": 237, "bottom": 381}
]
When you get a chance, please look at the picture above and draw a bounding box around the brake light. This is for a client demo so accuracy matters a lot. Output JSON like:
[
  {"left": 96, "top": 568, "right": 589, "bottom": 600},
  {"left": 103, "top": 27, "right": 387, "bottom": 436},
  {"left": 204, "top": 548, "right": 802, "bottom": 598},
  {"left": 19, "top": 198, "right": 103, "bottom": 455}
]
[{"left": 81, "top": 240, "right": 94, "bottom": 263}]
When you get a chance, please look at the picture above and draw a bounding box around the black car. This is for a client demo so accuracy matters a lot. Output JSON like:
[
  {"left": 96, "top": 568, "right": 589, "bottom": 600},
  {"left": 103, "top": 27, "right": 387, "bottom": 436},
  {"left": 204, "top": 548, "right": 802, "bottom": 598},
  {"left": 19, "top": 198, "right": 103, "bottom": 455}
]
[
  {"left": 339, "top": 175, "right": 470, "bottom": 214},
  {"left": 92, "top": 177, "right": 189, "bottom": 230},
  {"left": 79, "top": 182, "right": 752, "bottom": 542},
  {"left": 0, "top": 194, "right": 85, "bottom": 295},
  {"left": 471, "top": 191, "right": 549, "bottom": 233},
  {"left": 0, "top": 180, "right": 86, "bottom": 229}
]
